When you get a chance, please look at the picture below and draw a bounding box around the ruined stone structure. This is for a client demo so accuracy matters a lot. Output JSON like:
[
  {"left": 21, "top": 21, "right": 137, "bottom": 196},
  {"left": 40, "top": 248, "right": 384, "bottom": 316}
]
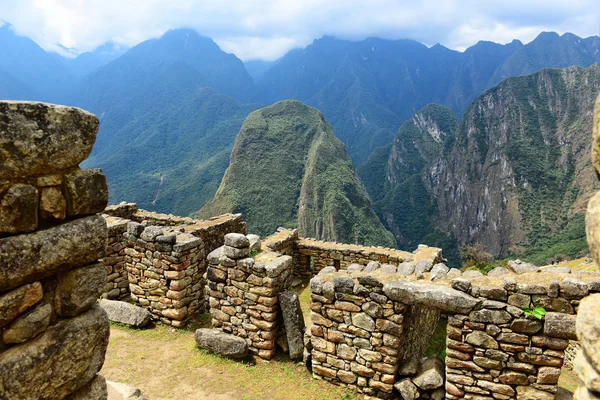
[
  {"left": 573, "top": 95, "right": 600, "bottom": 399},
  {"left": 0, "top": 101, "right": 109, "bottom": 399},
  {"left": 101, "top": 203, "right": 246, "bottom": 326}
]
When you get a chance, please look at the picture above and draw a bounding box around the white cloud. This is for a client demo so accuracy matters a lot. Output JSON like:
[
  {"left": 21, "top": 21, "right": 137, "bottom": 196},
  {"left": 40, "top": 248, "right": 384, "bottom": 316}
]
[{"left": 0, "top": 0, "right": 598, "bottom": 60}]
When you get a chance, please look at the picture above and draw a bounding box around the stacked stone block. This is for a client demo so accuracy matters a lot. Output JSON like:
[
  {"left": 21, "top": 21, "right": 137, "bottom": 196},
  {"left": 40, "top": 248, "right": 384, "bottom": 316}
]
[
  {"left": 573, "top": 94, "right": 600, "bottom": 399},
  {"left": 308, "top": 270, "right": 412, "bottom": 399},
  {"left": 125, "top": 223, "right": 204, "bottom": 327},
  {"left": 0, "top": 101, "right": 110, "bottom": 399},
  {"left": 207, "top": 233, "right": 293, "bottom": 360},
  {"left": 101, "top": 216, "right": 130, "bottom": 300}
]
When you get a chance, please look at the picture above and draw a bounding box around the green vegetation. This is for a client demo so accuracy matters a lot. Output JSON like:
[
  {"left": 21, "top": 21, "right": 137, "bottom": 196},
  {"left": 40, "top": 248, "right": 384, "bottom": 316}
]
[
  {"left": 199, "top": 100, "right": 396, "bottom": 247},
  {"left": 522, "top": 306, "right": 547, "bottom": 320},
  {"left": 424, "top": 318, "right": 447, "bottom": 360}
]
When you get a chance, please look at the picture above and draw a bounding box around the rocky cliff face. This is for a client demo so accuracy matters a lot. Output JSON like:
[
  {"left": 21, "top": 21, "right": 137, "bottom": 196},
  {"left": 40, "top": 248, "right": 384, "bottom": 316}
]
[
  {"left": 360, "top": 64, "right": 600, "bottom": 262},
  {"left": 198, "top": 100, "right": 396, "bottom": 247}
]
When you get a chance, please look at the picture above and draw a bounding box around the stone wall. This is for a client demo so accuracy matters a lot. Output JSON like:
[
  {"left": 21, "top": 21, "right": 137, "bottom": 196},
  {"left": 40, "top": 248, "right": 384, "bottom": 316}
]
[
  {"left": 0, "top": 101, "right": 110, "bottom": 399},
  {"left": 100, "top": 204, "right": 247, "bottom": 326},
  {"left": 207, "top": 233, "right": 293, "bottom": 360},
  {"left": 573, "top": 94, "right": 600, "bottom": 399},
  {"left": 307, "top": 261, "right": 599, "bottom": 399}
]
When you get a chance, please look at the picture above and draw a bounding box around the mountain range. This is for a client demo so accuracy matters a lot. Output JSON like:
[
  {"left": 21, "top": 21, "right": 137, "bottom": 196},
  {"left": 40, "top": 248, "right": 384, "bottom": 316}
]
[{"left": 2, "top": 23, "right": 600, "bottom": 257}]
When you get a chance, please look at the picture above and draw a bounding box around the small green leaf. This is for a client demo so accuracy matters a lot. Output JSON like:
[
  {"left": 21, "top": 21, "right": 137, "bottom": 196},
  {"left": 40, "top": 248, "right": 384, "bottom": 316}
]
[{"left": 533, "top": 307, "right": 547, "bottom": 316}]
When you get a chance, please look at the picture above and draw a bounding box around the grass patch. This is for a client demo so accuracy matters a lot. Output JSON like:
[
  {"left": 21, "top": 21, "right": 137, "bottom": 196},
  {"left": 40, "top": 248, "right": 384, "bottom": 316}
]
[{"left": 425, "top": 318, "right": 447, "bottom": 359}]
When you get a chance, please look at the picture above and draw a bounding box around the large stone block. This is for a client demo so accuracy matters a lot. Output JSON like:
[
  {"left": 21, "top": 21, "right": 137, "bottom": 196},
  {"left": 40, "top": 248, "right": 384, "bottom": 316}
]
[
  {"left": 0, "top": 183, "right": 38, "bottom": 234},
  {"left": 279, "top": 291, "right": 306, "bottom": 360},
  {"left": 65, "top": 169, "right": 108, "bottom": 216},
  {"left": 99, "top": 299, "right": 152, "bottom": 328},
  {"left": 0, "top": 215, "right": 107, "bottom": 292},
  {"left": 194, "top": 328, "right": 248, "bottom": 359},
  {"left": 383, "top": 281, "right": 480, "bottom": 313},
  {"left": 577, "top": 294, "right": 600, "bottom": 369},
  {"left": 55, "top": 263, "right": 107, "bottom": 317},
  {"left": 65, "top": 374, "right": 108, "bottom": 400},
  {"left": 3, "top": 303, "right": 52, "bottom": 344},
  {"left": 545, "top": 312, "right": 577, "bottom": 340},
  {"left": 0, "top": 101, "right": 99, "bottom": 179},
  {"left": 0, "top": 281, "right": 43, "bottom": 328},
  {"left": 0, "top": 305, "right": 109, "bottom": 400}
]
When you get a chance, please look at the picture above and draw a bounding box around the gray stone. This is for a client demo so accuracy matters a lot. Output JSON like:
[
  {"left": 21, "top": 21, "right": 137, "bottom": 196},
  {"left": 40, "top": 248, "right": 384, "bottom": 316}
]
[
  {"left": 463, "top": 270, "right": 484, "bottom": 278},
  {"left": 0, "top": 101, "right": 99, "bottom": 179},
  {"left": 352, "top": 313, "right": 375, "bottom": 331},
  {"left": 394, "top": 378, "right": 419, "bottom": 400},
  {"left": 430, "top": 263, "right": 449, "bottom": 281},
  {"left": 447, "top": 268, "right": 462, "bottom": 278},
  {"left": 415, "top": 259, "right": 433, "bottom": 276},
  {"left": 64, "top": 169, "right": 108, "bottom": 216},
  {"left": 333, "top": 276, "right": 355, "bottom": 293},
  {"left": 279, "top": 291, "right": 306, "bottom": 360},
  {"left": 126, "top": 221, "right": 144, "bottom": 236},
  {"left": 545, "top": 312, "right": 577, "bottom": 340},
  {"left": 318, "top": 266, "right": 337, "bottom": 275},
  {"left": 246, "top": 234, "right": 261, "bottom": 251},
  {"left": 384, "top": 281, "right": 480, "bottom": 313},
  {"left": 397, "top": 262, "right": 415, "bottom": 275},
  {"left": 507, "top": 259, "right": 540, "bottom": 274},
  {"left": 544, "top": 266, "right": 571, "bottom": 274},
  {"left": 55, "top": 262, "right": 107, "bottom": 317},
  {"left": 469, "top": 309, "right": 512, "bottom": 324},
  {"left": 516, "top": 385, "right": 554, "bottom": 400},
  {"left": 0, "top": 183, "right": 38, "bottom": 234},
  {"left": 99, "top": 299, "right": 152, "bottom": 328},
  {"left": 364, "top": 261, "right": 380, "bottom": 272},
  {"left": 511, "top": 318, "right": 542, "bottom": 334},
  {"left": 207, "top": 247, "right": 224, "bottom": 265},
  {"left": 0, "top": 215, "right": 107, "bottom": 292},
  {"left": 106, "top": 380, "right": 146, "bottom": 400},
  {"left": 413, "top": 355, "right": 444, "bottom": 390},
  {"left": 0, "top": 305, "right": 109, "bottom": 400},
  {"left": 139, "top": 226, "right": 163, "bottom": 242},
  {"left": 0, "top": 281, "right": 43, "bottom": 328},
  {"left": 487, "top": 267, "right": 510, "bottom": 276},
  {"left": 466, "top": 331, "right": 498, "bottom": 349},
  {"left": 380, "top": 264, "right": 397, "bottom": 274},
  {"left": 574, "top": 351, "right": 600, "bottom": 394},
  {"left": 156, "top": 234, "right": 176, "bottom": 244},
  {"left": 3, "top": 303, "right": 51, "bottom": 344},
  {"left": 194, "top": 328, "right": 248, "bottom": 359},
  {"left": 451, "top": 278, "right": 471, "bottom": 292},
  {"left": 347, "top": 263, "right": 364, "bottom": 273},
  {"left": 561, "top": 277, "right": 589, "bottom": 299},
  {"left": 40, "top": 186, "right": 67, "bottom": 220},
  {"left": 224, "top": 233, "right": 250, "bottom": 248},
  {"left": 223, "top": 245, "right": 250, "bottom": 259},
  {"left": 66, "top": 375, "right": 108, "bottom": 400}
]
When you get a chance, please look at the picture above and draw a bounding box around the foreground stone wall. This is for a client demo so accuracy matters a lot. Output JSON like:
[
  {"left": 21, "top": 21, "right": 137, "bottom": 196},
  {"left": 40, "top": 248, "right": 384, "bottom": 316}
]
[
  {"left": 100, "top": 204, "right": 246, "bottom": 325},
  {"left": 573, "top": 94, "right": 600, "bottom": 398},
  {"left": 207, "top": 234, "right": 293, "bottom": 360},
  {"left": 0, "top": 101, "right": 110, "bottom": 399}
]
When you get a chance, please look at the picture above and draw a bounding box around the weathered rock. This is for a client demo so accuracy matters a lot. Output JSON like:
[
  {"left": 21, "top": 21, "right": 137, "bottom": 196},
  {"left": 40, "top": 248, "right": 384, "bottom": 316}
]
[
  {"left": 516, "top": 385, "right": 554, "bottom": 400},
  {"left": 139, "top": 226, "right": 163, "bottom": 242},
  {"left": 66, "top": 374, "right": 108, "bottom": 400},
  {"left": 352, "top": 313, "right": 375, "bottom": 331},
  {"left": 413, "top": 356, "right": 444, "bottom": 390},
  {"left": 415, "top": 259, "right": 433, "bottom": 276},
  {"left": 466, "top": 331, "right": 498, "bottom": 349},
  {"left": 364, "top": 261, "right": 381, "bottom": 272},
  {"left": 397, "top": 262, "right": 415, "bottom": 275},
  {"left": 451, "top": 278, "right": 471, "bottom": 292},
  {"left": 223, "top": 245, "right": 250, "bottom": 259},
  {"left": 507, "top": 259, "right": 540, "bottom": 274},
  {"left": 279, "top": 291, "right": 305, "bottom": 360},
  {"left": 577, "top": 294, "right": 600, "bottom": 368},
  {"left": 463, "top": 270, "right": 483, "bottom": 278},
  {"left": 430, "top": 263, "right": 449, "bottom": 281},
  {"left": 383, "top": 281, "right": 480, "bottom": 313},
  {"left": 545, "top": 312, "right": 577, "bottom": 340},
  {"left": 592, "top": 94, "right": 600, "bottom": 176},
  {"left": 0, "top": 215, "right": 107, "bottom": 292},
  {"left": 0, "top": 281, "right": 43, "bottom": 328},
  {"left": 0, "top": 183, "right": 38, "bottom": 233},
  {"left": 106, "top": 380, "right": 146, "bottom": 400},
  {"left": 0, "top": 305, "right": 109, "bottom": 400},
  {"left": 0, "top": 101, "right": 99, "bottom": 179},
  {"left": 469, "top": 309, "right": 511, "bottom": 324},
  {"left": 394, "top": 378, "right": 419, "bottom": 400},
  {"left": 3, "top": 303, "right": 52, "bottom": 344},
  {"left": 587, "top": 192, "right": 600, "bottom": 268},
  {"left": 560, "top": 277, "right": 589, "bottom": 299},
  {"left": 40, "top": 186, "right": 67, "bottom": 220},
  {"left": 247, "top": 234, "right": 261, "bottom": 251},
  {"left": 224, "top": 233, "right": 250, "bottom": 248},
  {"left": 55, "top": 262, "right": 107, "bottom": 317},
  {"left": 99, "top": 299, "right": 152, "bottom": 328},
  {"left": 347, "top": 263, "right": 364, "bottom": 272},
  {"left": 544, "top": 266, "right": 571, "bottom": 274},
  {"left": 380, "top": 264, "right": 397, "bottom": 274},
  {"left": 194, "top": 328, "right": 248, "bottom": 359},
  {"left": 511, "top": 318, "right": 542, "bottom": 334},
  {"left": 64, "top": 169, "right": 108, "bottom": 216}
]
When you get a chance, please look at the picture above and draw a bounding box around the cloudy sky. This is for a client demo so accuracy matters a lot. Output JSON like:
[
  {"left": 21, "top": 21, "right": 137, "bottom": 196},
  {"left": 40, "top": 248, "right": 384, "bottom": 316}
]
[{"left": 0, "top": 0, "right": 599, "bottom": 60}]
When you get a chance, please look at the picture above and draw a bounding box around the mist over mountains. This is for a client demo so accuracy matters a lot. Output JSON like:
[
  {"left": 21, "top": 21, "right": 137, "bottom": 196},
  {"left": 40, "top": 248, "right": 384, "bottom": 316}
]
[{"left": 2, "top": 23, "right": 600, "bottom": 255}]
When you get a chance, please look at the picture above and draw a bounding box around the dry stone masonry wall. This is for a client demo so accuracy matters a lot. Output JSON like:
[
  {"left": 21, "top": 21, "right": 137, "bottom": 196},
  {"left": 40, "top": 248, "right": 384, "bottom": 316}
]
[
  {"left": 101, "top": 203, "right": 246, "bottom": 326},
  {"left": 0, "top": 101, "right": 110, "bottom": 399},
  {"left": 573, "top": 94, "right": 600, "bottom": 399}
]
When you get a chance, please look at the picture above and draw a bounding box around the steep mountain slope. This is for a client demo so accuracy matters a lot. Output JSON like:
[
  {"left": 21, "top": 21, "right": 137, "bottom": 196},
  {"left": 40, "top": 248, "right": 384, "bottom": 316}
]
[
  {"left": 259, "top": 33, "right": 600, "bottom": 164},
  {"left": 84, "top": 88, "right": 260, "bottom": 216},
  {"left": 65, "top": 42, "right": 128, "bottom": 79},
  {"left": 360, "top": 63, "right": 600, "bottom": 264},
  {"left": 199, "top": 100, "right": 396, "bottom": 246}
]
